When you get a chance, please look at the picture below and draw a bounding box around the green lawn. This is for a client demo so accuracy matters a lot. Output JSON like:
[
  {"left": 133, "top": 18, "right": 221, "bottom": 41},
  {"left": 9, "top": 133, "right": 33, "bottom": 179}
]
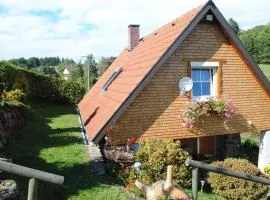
[
  {"left": 5, "top": 102, "right": 130, "bottom": 200},
  {"left": 4, "top": 102, "right": 222, "bottom": 200},
  {"left": 260, "top": 64, "right": 270, "bottom": 80}
]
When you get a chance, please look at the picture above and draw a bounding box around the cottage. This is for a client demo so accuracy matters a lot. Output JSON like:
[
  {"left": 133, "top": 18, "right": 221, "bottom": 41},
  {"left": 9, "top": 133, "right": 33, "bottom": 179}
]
[
  {"left": 63, "top": 64, "right": 73, "bottom": 80},
  {"left": 78, "top": 0, "right": 270, "bottom": 162}
]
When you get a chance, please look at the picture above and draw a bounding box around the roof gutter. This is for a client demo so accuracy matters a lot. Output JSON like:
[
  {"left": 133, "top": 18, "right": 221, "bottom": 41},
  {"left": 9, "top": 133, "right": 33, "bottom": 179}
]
[{"left": 76, "top": 106, "right": 89, "bottom": 145}]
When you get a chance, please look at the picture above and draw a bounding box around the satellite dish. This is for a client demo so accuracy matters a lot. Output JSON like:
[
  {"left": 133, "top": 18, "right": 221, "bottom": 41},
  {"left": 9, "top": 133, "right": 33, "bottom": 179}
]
[{"left": 179, "top": 77, "right": 193, "bottom": 96}]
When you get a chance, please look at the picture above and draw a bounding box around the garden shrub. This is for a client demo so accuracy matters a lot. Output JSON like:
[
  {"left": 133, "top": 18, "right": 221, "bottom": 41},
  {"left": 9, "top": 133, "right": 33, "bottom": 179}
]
[
  {"left": 208, "top": 158, "right": 268, "bottom": 200},
  {"left": 2, "top": 89, "right": 26, "bottom": 102},
  {"left": 0, "top": 61, "right": 84, "bottom": 104},
  {"left": 264, "top": 165, "right": 270, "bottom": 178},
  {"left": 135, "top": 138, "right": 191, "bottom": 187},
  {"left": 239, "top": 135, "right": 259, "bottom": 165}
]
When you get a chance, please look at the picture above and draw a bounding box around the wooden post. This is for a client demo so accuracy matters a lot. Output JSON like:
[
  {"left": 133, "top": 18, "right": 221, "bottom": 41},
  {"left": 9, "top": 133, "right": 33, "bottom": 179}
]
[
  {"left": 27, "top": 178, "right": 38, "bottom": 200},
  {"left": 192, "top": 168, "right": 199, "bottom": 200}
]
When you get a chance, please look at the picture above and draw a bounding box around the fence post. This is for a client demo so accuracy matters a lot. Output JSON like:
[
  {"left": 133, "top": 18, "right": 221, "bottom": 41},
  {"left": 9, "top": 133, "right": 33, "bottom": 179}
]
[
  {"left": 27, "top": 178, "right": 38, "bottom": 200},
  {"left": 192, "top": 168, "right": 199, "bottom": 200}
]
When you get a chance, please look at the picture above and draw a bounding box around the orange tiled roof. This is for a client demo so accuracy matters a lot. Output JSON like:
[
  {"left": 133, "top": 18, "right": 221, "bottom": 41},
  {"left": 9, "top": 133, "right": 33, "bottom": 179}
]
[{"left": 78, "top": 4, "right": 204, "bottom": 142}]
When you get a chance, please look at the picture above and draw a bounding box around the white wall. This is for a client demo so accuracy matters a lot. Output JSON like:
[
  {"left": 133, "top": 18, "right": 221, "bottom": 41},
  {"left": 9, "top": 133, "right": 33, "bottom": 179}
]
[{"left": 258, "top": 130, "right": 270, "bottom": 171}]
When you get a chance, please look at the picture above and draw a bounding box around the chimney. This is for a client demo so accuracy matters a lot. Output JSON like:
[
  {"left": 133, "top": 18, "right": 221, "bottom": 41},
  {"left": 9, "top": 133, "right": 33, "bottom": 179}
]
[{"left": 128, "top": 24, "right": 140, "bottom": 51}]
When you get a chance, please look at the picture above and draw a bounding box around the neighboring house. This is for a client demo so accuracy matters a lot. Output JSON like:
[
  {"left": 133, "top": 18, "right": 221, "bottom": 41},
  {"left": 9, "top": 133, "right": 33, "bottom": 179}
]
[
  {"left": 78, "top": 0, "right": 270, "bottom": 161},
  {"left": 63, "top": 65, "right": 73, "bottom": 80}
]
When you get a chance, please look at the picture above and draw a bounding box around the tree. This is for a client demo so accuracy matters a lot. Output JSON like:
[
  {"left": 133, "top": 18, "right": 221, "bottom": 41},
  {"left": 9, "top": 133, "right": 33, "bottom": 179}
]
[
  {"left": 28, "top": 57, "right": 40, "bottom": 68},
  {"left": 40, "top": 66, "right": 58, "bottom": 77},
  {"left": 84, "top": 54, "right": 97, "bottom": 90},
  {"left": 70, "top": 64, "right": 85, "bottom": 86},
  {"left": 228, "top": 18, "right": 240, "bottom": 34},
  {"left": 239, "top": 24, "right": 270, "bottom": 64},
  {"left": 97, "top": 57, "right": 115, "bottom": 77},
  {"left": 9, "top": 57, "right": 28, "bottom": 67}
]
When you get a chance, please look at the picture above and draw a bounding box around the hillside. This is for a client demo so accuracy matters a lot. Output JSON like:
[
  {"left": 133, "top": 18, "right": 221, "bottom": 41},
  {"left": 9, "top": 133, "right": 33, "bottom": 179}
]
[{"left": 260, "top": 64, "right": 270, "bottom": 80}]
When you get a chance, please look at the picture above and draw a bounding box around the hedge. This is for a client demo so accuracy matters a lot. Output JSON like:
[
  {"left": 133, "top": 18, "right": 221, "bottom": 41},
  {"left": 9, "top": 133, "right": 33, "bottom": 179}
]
[
  {"left": 208, "top": 158, "right": 269, "bottom": 199},
  {"left": 0, "top": 61, "right": 84, "bottom": 104}
]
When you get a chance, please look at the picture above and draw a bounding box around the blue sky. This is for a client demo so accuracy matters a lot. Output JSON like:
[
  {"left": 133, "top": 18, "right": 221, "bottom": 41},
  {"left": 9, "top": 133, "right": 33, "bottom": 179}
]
[{"left": 0, "top": 0, "right": 269, "bottom": 60}]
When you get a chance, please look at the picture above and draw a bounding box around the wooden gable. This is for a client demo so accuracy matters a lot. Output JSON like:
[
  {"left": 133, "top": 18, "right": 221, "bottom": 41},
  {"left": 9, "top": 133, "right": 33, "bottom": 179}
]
[{"left": 109, "top": 16, "right": 270, "bottom": 144}]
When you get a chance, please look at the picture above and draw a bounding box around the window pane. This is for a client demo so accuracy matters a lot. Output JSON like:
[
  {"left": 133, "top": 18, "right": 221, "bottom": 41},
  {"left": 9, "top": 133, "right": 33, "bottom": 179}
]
[
  {"left": 202, "top": 82, "right": 210, "bottom": 95},
  {"left": 192, "top": 69, "right": 200, "bottom": 81},
  {"left": 193, "top": 82, "right": 201, "bottom": 96},
  {"left": 201, "top": 69, "right": 210, "bottom": 81}
]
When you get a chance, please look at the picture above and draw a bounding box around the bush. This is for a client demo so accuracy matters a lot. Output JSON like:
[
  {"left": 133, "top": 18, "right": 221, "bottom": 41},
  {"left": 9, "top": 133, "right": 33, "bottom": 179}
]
[
  {"left": 208, "top": 158, "right": 268, "bottom": 199},
  {"left": 2, "top": 89, "right": 26, "bottom": 102},
  {"left": 0, "top": 61, "right": 84, "bottom": 104},
  {"left": 239, "top": 135, "right": 259, "bottom": 165},
  {"left": 264, "top": 165, "right": 270, "bottom": 178},
  {"left": 135, "top": 139, "right": 191, "bottom": 187}
]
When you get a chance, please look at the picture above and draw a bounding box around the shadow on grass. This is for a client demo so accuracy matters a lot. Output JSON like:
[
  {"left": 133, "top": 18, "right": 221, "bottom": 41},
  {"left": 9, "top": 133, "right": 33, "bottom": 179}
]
[{"left": 3, "top": 101, "right": 121, "bottom": 200}]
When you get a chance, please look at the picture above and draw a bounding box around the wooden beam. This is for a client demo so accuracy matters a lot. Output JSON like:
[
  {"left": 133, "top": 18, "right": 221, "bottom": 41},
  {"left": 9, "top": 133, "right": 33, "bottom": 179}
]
[
  {"left": 186, "top": 159, "right": 270, "bottom": 185},
  {"left": 0, "top": 160, "right": 64, "bottom": 185}
]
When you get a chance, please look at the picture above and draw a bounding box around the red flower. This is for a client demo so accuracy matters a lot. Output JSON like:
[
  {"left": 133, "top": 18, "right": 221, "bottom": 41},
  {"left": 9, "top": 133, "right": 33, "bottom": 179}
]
[
  {"left": 105, "top": 127, "right": 112, "bottom": 133},
  {"left": 127, "top": 136, "right": 137, "bottom": 147}
]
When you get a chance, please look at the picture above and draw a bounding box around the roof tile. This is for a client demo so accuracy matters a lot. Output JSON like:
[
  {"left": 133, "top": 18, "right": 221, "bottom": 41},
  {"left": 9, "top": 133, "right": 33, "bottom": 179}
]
[{"left": 78, "top": 5, "right": 204, "bottom": 141}]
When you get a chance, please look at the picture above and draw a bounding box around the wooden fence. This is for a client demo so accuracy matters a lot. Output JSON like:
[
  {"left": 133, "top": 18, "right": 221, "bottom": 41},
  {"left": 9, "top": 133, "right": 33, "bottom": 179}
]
[
  {"left": 0, "top": 160, "right": 64, "bottom": 200},
  {"left": 185, "top": 159, "right": 270, "bottom": 200}
]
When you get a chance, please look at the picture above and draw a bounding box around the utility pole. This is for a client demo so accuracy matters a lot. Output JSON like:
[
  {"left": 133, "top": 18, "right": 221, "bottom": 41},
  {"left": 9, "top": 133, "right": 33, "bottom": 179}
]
[
  {"left": 81, "top": 55, "right": 90, "bottom": 91},
  {"left": 87, "top": 60, "right": 90, "bottom": 91}
]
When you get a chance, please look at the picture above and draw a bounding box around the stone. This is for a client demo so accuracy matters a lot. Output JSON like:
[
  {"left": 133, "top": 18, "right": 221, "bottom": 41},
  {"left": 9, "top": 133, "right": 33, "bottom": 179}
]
[
  {"left": 0, "top": 180, "right": 19, "bottom": 200},
  {"left": 88, "top": 142, "right": 105, "bottom": 175}
]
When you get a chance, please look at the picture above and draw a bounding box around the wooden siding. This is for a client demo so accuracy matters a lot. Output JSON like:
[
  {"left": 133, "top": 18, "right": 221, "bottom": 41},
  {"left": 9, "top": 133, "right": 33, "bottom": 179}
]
[{"left": 110, "top": 23, "right": 270, "bottom": 144}]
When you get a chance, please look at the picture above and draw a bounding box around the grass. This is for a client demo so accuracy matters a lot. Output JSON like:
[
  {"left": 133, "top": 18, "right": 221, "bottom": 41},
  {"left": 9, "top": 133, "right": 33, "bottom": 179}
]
[
  {"left": 3, "top": 101, "right": 224, "bottom": 200},
  {"left": 259, "top": 64, "right": 270, "bottom": 80},
  {"left": 185, "top": 189, "right": 223, "bottom": 200},
  {"left": 4, "top": 102, "right": 130, "bottom": 200}
]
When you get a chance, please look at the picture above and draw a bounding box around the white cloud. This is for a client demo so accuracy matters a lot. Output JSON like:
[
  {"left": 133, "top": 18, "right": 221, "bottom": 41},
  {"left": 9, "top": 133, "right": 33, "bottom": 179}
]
[{"left": 0, "top": 0, "right": 269, "bottom": 60}]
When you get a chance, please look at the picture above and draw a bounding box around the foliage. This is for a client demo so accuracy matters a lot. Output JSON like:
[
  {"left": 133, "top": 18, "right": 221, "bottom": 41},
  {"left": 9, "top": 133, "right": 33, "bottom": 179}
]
[
  {"left": 69, "top": 64, "right": 85, "bottom": 86},
  {"left": 27, "top": 57, "right": 41, "bottom": 68},
  {"left": 239, "top": 24, "right": 270, "bottom": 64},
  {"left": 39, "top": 66, "right": 59, "bottom": 76},
  {"left": 84, "top": 54, "right": 98, "bottom": 89},
  {"left": 2, "top": 89, "right": 25, "bottom": 102},
  {"left": 264, "top": 165, "right": 270, "bottom": 178},
  {"left": 135, "top": 138, "right": 192, "bottom": 187},
  {"left": 182, "top": 97, "right": 236, "bottom": 128},
  {"left": 0, "top": 88, "right": 27, "bottom": 108},
  {"left": 208, "top": 158, "right": 268, "bottom": 200},
  {"left": 8, "top": 57, "right": 75, "bottom": 69},
  {"left": 0, "top": 61, "right": 84, "bottom": 104},
  {"left": 97, "top": 57, "right": 115, "bottom": 77},
  {"left": 239, "top": 133, "right": 259, "bottom": 165},
  {"left": 228, "top": 18, "right": 240, "bottom": 34}
]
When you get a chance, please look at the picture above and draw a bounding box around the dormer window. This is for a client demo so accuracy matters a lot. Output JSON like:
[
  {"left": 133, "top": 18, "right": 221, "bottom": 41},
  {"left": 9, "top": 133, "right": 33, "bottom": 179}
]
[
  {"left": 191, "top": 62, "right": 219, "bottom": 101},
  {"left": 102, "top": 67, "right": 123, "bottom": 91}
]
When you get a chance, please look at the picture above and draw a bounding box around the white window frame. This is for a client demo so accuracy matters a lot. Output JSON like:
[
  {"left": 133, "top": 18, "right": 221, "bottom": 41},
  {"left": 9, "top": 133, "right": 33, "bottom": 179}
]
[{"left": 191, "top": 61, "right": 219, "bottom": 101}]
